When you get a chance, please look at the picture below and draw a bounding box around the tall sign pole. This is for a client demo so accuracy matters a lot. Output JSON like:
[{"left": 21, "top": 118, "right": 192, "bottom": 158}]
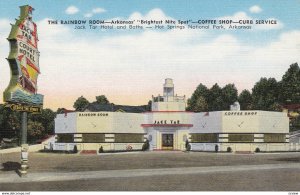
[{"left": 3, "top": 5, "right": 43, "bottom": 177}]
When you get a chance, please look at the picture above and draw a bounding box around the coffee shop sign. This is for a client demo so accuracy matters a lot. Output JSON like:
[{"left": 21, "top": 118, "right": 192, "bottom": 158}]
[{"left": 224, "top": 111, "right": 258, "bottom": 116}]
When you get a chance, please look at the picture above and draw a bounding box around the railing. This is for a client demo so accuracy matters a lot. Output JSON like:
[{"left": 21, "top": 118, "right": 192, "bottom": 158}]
[
  {"left": 153, "top": 95, "right": 185, "bottom": 102},
  {"left": 290, "top": 130, "right": 300, "bottom": 136}
]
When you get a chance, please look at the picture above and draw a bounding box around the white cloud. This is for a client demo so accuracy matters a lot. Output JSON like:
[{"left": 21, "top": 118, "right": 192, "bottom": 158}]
[
  {"left": 129, "top": 8, "right": 173, "bottom": 21},
  {"left": 37, "top": 18, "right": 70, "bottom": 38},
  {"left": 92, "top": 7, "right": 106, "bottom": 14},
  {"left": 65, "top": 6, "right": 79, "bottom": 15},
  {"left": 84, "top": 7, "right": 106, "bottom": 18},
  {"left": 249, "top": 5, "right": 262, "bottom": 14},
  {"left": 0, "top": 19, "right": 11, "bottom": 99},
  {"left": 0, "top": 19, "right": 10, "bottom": 44}
]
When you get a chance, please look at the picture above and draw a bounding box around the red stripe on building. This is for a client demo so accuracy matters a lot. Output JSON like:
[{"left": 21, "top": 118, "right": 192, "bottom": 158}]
[
  {"left": 143, "top": 111, "right": 194, "bottom": 113},
  {"left": 141, "top": 124, "right": 193, "bottom": 127}
]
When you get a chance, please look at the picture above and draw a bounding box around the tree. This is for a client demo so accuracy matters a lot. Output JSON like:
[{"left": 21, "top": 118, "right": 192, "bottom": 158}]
[
  {"left": 95, "top": 95, "right": 109, "bottom": 104},
  {"left": 208, "top": 83, "right": 223, "bottom": 111},
  {"left": 193, "top": 96, "right": 208, "bottom": 112},
  {"left": 238, "top": 90, "right": 253, "bottom": 110},
  {"left": 27, "top": 120, "right": 45, "bottom": 144},
  {"left": 29, "top": 109, "right": 56, "bottom": 135},
  {"left": 252, "top": 77, "right": 280, "bottom": 111},
  {"left": 146, "top": 100, "right": 152, "bottom": 111},
  {"left": 0, "top": 105, "right": 21, "bottom": 139},
  {"left": 221, "top": 84, "right": 238, "bottom": 110},
  {"left": 278, "top": 63, "right": 300, "bottom": 104},
  {"left": 291, "top": 116, "right": 300, "bottom": 131},
  {"left": 56, "top": 108, "right": 66, "bottom": 114},
  {"left": 73, "top": 96, "right": 90, "bottom": 111},
  {"left": 187, "top": 83, "right": 209, "bottom": 111}
]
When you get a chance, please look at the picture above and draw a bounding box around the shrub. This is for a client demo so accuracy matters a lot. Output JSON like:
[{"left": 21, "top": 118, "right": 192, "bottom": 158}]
[
  {"left": 142, "top": 139, "right": 150, "bottom": 151},
  {"left": 186, "top": 144, "right": 191, "bottom": 151},
  {"left": 255, "top": 148, "right": 260, "bottom": 153},
  {"left": 215, "top": 145, "right": 219, "bottom": 152},
  {"left": 185, "top": 140, "right": 191, "bottom": 151},
  {"left": 227, "top": 147, "right": 232, "bottom": 153},
  {"left": 99, "top": 146, "right": 104, "bottom": 153},
  {"left": 73, "top": 145, "right": 78, "bottom": 153}
]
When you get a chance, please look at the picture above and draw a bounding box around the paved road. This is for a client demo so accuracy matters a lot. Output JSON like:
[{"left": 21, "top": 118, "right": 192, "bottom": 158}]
[
  {"left": 0, "top": 151, "right": 300, "bottom": 191},
  {"left": 1, "top": 162, "right": 300, "bottom": 183},
  {"left": 1, "top": 151, "right": 300, "bottom": 173},
  {"left": 1, "top": 167, "right": 300, "bottom": 191}
]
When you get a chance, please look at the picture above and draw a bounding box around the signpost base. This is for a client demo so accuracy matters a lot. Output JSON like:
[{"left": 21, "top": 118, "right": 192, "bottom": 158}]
[
  {"left": 18, "top": 161, "right": 29, "bottom": 177},
  {"left": 18, "top": 112, "right": 29, "bottom": 177},
  {"left": 18, "top": 144, "right": 29, "bottom": 177}
]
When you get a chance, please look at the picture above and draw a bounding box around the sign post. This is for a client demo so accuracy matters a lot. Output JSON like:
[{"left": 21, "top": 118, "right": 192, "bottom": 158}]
[
  {"left": 3, "top": 5, "right": 43, "bottom": 177},
  {"left": 19, "top": 112, "right": 28, "bottom": 176}
]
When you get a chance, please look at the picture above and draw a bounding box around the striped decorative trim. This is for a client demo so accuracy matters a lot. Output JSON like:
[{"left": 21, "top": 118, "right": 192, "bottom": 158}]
[
  {"left": 105, "top": 138, "right": 115, "bottom": 142},
  {"left": 105, "top": 134, "right": 115, "bottom": 138}
]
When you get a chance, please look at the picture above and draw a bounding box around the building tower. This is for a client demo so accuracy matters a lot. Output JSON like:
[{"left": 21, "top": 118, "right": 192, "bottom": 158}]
[
  {"left": 163, "top": 78, "right": 174, "bottom": 98},
  {"left": 151, "top": 78, "right": 186, "bottom": 111}
]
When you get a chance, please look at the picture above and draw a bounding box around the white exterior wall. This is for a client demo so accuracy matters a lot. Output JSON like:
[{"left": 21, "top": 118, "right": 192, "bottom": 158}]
[
  {"left": 54, "top": 110, "right": 290, "bottom": 152},
  {"left": 222, "top": 111, "right": 259, "bottom": 133},
  {"left": 110, "top": 112, "right": 144, "bottom": 133},
  {"left": 152, "top": 101, "right": 186, "bottom": 111},
  {"left": 257, "top": 111, "right": 289, "bottom": 133},
  {"left": 190, "top": 111, "right": 289, "bottom": 134},
  {"left": 76, "top": 112, "right": 113, "bottom": 133},
  {"left": 54, "top": 112, "right": 145, "bottom": 134},
  {"left": 54, "top": 112, "right": 145, "bottom": 152},
  {"left": 177, "top": 130, "right": 190, "bottom": 150},
  {"left": 222, "top": 111, "right": 289, "bottom": 133},
  {"left": 190, "top": 112, "right": 222, "bottom": 133},
  {"left": 147, "top": 129, "right": 158, "bottom": 150},
  {"left": 55, "top": 113, "right": 77, "bottom": 134},
  {"left": 190, "top": 110, "right": 289, "bottom": 152}
]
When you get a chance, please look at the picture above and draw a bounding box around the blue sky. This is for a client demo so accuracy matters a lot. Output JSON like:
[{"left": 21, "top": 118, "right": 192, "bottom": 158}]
[
  {"left": 1, "top": 0, "right": 299, "bottom": 40},
  {"left": 1, "top": 0, "right": 299, "bottom": 45},
  {"left": 0, "top": 1, "right": 299, "bottom": 109}
]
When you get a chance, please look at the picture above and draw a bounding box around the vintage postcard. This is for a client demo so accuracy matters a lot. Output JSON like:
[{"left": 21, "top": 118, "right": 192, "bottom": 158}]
[{"left": 0, "top": 0, "right": 299, "bottom": 193}]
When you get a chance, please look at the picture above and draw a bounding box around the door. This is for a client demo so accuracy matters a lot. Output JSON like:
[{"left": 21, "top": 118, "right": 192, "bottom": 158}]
[{"left": 162, "top": 134, "right": 174, "bottom": 150}]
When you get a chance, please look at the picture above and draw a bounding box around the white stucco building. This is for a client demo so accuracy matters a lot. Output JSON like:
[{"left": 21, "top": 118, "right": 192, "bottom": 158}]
[{"left": 53, "top": 78, "right": 291, "bottom": 153}]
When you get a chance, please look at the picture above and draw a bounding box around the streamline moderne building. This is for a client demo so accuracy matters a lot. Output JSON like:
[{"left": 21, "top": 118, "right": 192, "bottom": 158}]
[{"left": 53, "top": 78, "right": 290, "bottom": 152}]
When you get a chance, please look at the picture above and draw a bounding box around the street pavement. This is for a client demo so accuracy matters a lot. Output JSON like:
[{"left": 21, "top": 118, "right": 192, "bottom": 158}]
[{"left": 0, "top": 151, "right": 300, "bottom": 191}]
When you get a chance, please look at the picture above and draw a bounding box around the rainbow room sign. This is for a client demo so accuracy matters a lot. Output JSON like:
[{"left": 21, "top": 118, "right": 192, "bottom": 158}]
[{"left": 3, "top": 5, "right": 43, "bottom": 107}]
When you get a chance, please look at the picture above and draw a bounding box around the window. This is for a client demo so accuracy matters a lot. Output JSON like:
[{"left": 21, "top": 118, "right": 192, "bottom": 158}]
[
  {"left": 57, "top": 134, "right": 74, "bottom": 143},
  {"left": 82, "top": 134, "right": 105, "bottom": 143},
  {"left": 228, "top": 134, "right": 254, "bottom": 142},
  {"left": 190, "top": 133, "right": 218, "bottom": 142},
  {"left": 264, "top": 134, "right": 286, "bottom": 143},
  {"left": 115, "top": 134, "right": 144, "bottom": 143}
]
